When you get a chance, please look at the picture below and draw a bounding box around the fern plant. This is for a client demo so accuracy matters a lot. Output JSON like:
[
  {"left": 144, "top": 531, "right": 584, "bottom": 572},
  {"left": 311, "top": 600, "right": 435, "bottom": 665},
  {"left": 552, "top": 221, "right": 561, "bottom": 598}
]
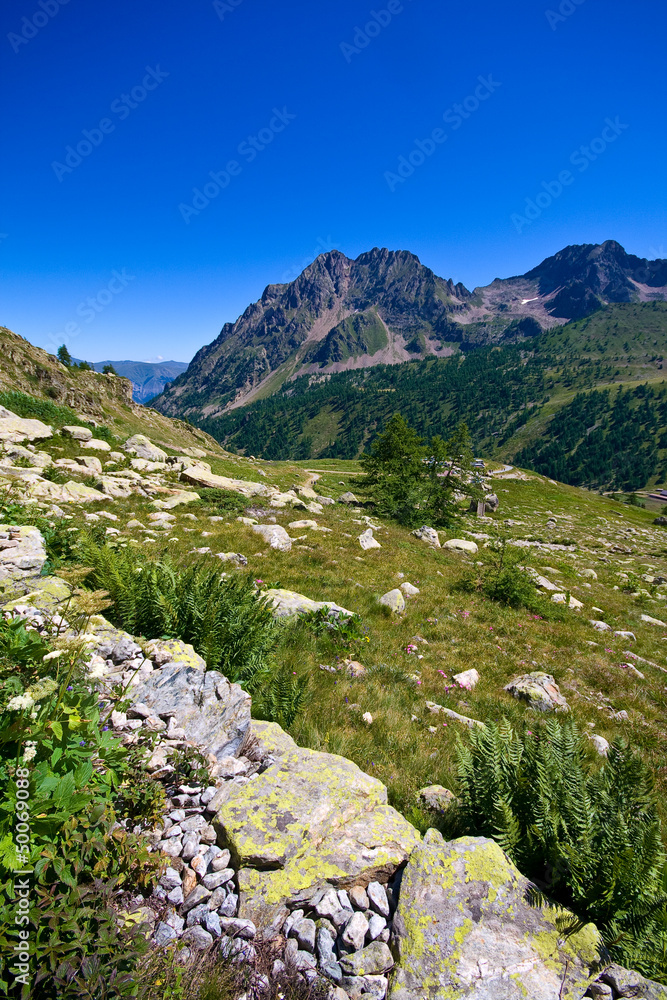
[
  {"left": 453, "top": 719, "right": 667, "bottom": 981},
  {"left": 77, "top": 540, "right": 278, "bottom": 686}
]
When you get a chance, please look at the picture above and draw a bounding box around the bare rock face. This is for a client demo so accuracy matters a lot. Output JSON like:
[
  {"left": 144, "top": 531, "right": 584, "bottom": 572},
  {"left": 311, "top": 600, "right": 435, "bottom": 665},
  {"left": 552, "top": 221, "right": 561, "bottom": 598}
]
[
  {"left": 389, "top": 831, "right": 601, "bottom": 1000},
  {"left": 130, "top": 642, "right": 251, "bottom": 759},
  {"left": 213, "top": 721, "right": 420, "bottom": 925}
]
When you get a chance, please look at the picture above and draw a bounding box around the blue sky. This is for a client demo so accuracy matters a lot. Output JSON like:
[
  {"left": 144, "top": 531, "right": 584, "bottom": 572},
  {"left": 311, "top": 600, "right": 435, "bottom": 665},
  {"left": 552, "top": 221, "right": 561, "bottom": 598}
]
[{"left": 1, "top": 0, "right": 665, "bottom": 363}]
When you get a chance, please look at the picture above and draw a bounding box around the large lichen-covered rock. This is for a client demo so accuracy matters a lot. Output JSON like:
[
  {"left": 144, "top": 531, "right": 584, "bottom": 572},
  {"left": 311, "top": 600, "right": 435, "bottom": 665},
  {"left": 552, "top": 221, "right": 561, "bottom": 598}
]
[
  {"left": 379, "top": 589, "right": 406, "bottom": 613},
  {"left": 24, "top": 477, "right": 109, "bottom": 504},
  {"left": 3, "top": 576, "right": 72, "bottom": 612},
  {"left": 411, "top": 526, "right": 441, "bottom": 548},
  {"left": 262, "top": 588, "right": 353, "bottom": 619},
  {"left": 123, "top": 434, "right": 167, "bottom": 462},
  {"left": 443, "top": 538, "right": 479, "bottom": 555},
  {"left": 504, "top": 671, "right": 569, "bottom": 713},
  {"left": 0, "top": 410, "right": 53, "bottom": 444},
  {"left": 129, "top": 649, "right": 251, "bottom": 759},
  {"left": 180, "top": 464, "right": 268, "bottom": 497},
  {"left": 389, "top": 831, "right": 601, "bottom": 1000},
  {"left": 62, "top": 425, "right": 93, "bottom": 441},
  {"left": 214, "top": 720, "right": 420, "bottom": 925},
  {"left": 0, "top": 525, "right": 48, "bottom": 583}
]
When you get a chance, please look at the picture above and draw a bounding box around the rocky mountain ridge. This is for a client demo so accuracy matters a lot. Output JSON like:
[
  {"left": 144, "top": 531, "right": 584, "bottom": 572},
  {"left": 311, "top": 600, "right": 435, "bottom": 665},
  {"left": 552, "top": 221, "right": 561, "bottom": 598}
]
[{"left": 152, "top": 241, "right": 667, "bottom": 422}]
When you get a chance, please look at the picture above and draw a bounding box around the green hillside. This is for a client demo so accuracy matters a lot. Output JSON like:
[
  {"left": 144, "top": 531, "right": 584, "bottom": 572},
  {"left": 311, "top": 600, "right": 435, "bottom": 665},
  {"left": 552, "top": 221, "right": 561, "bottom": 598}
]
[{"left": 194, "top": 303, "right": 667, "bottom": 491}]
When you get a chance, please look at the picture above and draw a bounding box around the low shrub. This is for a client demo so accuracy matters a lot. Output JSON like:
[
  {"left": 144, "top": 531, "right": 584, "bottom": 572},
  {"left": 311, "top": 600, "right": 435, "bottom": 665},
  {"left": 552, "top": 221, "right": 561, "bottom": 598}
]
[{"left": 453, "top": 719, "right": 667, "bottom": 981}]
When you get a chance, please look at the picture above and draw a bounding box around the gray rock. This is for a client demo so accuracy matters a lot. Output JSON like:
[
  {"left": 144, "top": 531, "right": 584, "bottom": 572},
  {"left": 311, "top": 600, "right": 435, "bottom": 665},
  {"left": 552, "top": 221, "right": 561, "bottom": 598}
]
[
  {"left": 218, "top": 893, "right": 239, "bottom": 917},
  {"left": 284, "top": 909, "right": 304, "bottom": 937},
  {"left": 367, "top": 881, "right": 390, "bottom": 918},
  {"left": 251, "top": 523, "right": 292, "bottom": 552},
  {"left": 349, "top": 886, "right": 369, "bottom": 911},
  {"left": 316, "top": 925, "right": 337, "bottom": 968},
  {"left": 355, "top": 976, "right": 389, "bottom": 1000},
  {"left": 205, "top": 911, "right": 222, "bottom": 938},
  {"left": 219, "top": 916, "right": 256, "bottom": 940},
  {"left": 504, "top": 671, "right": 570, "bottom": 713},
  {"left": 367, "top": 914, "right": 386, "bottom": 941},
  {"left": 418, "top": 785, "right": 456, "bottom": 812},
  {"left": 124, "top": 434, "right": 167, "bottom": 462},
  {"left": 340, "top": 942, "right": 394, "bottom": 976},
  {"left": 180, "top": 885, "right": 211, "bottom": 914},
  {"left": 411, "top": 526, "right": 440, "bottom": 548},
  {"left": 295, "top": 917, "right": 316, "bottom": 953},
  {"left": 294, "top": 950, "right": 318, "bottom": 972},
  {"left": 323, "top": 962, "right": 343, "bottom": 985},
  {"left": 181, "top": 925, "right": 213, "bottom": 951},
  {"left": 378, "top": 589, "right": 405, "bottom": 613},
  {"left": 600, "top": 964, "right": 667, "bottom": 999},
  {"left": 154, "top": 921, "right": 179, "bottom": 946},
  {"left": 181, "top": 834, "right": 200, "bottom": 861},
  {"left": 130, "top": 653, "right": 251, "bottom": 758},
  {"left": 186, "top": 904, "right": 210, "bottom": 927},
  {"left": 339, "top": 492, "right": 358, "bottom": 503},
  {"left": 110, "top": 637, "right": 143, "bottom": 663},
  {"left": 182, "top": 814, "right": 207, "bottom": 833},
  {"left": 202, "top": 868, "right": 235, "bottom": 891},
  {"left": 389, "top": 830, "right": 601, "bottom": 1000},
  {"left": 337, "top": 889, "right": 353, "bottom": 911},
  {"left": 342, "top": 911, "right": 369, "bottom": 951},
  {"left": 166, "top": 886, "right": 184, "bottom": 905},
  {"left": 159, "top": 867, "right": 182, "bottom": 890}
]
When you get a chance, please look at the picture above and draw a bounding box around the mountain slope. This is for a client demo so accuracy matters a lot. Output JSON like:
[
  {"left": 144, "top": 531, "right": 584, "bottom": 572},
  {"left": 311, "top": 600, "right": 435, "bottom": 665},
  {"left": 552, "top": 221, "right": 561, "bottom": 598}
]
[
  {"left": 192, "top": 302, "right": 667, "bottom": 490},
  {"left": 152, "top": 241, "right": 667, "bottom": 423},
  {"left": 0, "top": 327, "right": 222, "bottom": 455}
]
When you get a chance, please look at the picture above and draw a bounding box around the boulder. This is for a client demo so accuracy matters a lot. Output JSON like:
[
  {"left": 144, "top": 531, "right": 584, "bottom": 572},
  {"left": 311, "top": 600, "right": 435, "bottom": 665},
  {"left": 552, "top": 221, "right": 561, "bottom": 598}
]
[
  {"left": 443, "top": 538, "right": 478, "bottom": 555},
  {"left": 262, "top": 588, "right": 353, "bottom": 619},
  {"left": 504, "top": 671, "right": 569, "bottom": 712},
  {"left": 124, "top": 434, "right": 168, "bottom": 462},
  {"left": 180, "top": 465, "right": 267, "bottom": 497},
  {"left": 426, "top": 702, "right": 485, "bottom": 730},
  {"left": 182, "top": 447, "right": 207, "bottom": 459},
  {"left": 359, "top": 529, "right": 381, "bottom": 551},
  {"left": 551, "top": 593, "right": 584, "bottom": 609},
  {"left": 411, "top": 526, "right": 440, "bottom": 548},
  {"left": 339, "top": 492, "right": 358, "bottom": 504},
  {"left": 24, "top": 478, "right": 109, "bottom": 504},
  {"left": 252, "top": 524, "right": 292, "bottom": 552},
  {"left": 98, "top": 477, "right": 133, "bottom": 499},
  {"left": 453, "top": 668, "right": 480, "bottom": 690},
  {"left": 4, "top": 445, "right": 52, "bottom": 468},
  {"left": 379, "top": 589, "right": 405, "bottom": 613},
  {"left": 400, "top": 582, "right": 420, "bottom": 597},
  {"left": 129, "top": 646, "right": 251, "bottom": 759},
  {"left": 599, "top": 964, "right": 667, "bottom": 1000},
  {"left": 0, "top": 411, "right": 52, "bottom": 444},
  {"left": 62, "top": 425, "right": 93, "bottom": 441},
  {"left": 216, "top": 552, "right": 248, "bottom": 567},
  {"left": 74, "top": 455, "right": 103, "bottom": 474},
  {"left": 0, "top": 525, "right": 47, "bottom": 583},
  {"left": 213, "top": 721, "right": 420, "bottom": 925},
  {"left": 640, "top": 613, "right": 667, "bottom": 626},
  {"left": 389, "top": 831, "right": 601, "bottom": 1000},
  {"left": 82, "top": 439, "right": 112, "bottom": 452},
  {"left": 418, "top": 785, "right": 456, "bottom": 812}
]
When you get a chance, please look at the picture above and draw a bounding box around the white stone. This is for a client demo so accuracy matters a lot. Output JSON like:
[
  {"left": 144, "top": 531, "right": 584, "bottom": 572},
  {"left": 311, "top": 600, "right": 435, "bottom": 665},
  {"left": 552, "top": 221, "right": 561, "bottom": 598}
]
[
  {"left": 359, "top": 528, "right": 381, "bottom": 551},
  {"left": 443, "top": 538, "right": 478, "bottom": 554}
]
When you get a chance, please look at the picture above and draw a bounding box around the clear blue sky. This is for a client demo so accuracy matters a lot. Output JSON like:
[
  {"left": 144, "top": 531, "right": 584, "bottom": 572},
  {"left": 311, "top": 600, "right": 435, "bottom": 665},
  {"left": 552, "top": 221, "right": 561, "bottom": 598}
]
[{"left": 1, "top": 0, "right": 665, "bottom": 363}]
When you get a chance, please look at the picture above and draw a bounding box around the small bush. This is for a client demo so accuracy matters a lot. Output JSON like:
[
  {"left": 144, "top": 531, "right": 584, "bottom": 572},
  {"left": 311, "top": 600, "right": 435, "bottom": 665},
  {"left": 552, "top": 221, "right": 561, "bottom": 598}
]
[
  {"left": 191, "top": 488, "right": 249, "bottom": 516},
  {"left": 453, "top": 719, "right": 667, "bottom": 980}
]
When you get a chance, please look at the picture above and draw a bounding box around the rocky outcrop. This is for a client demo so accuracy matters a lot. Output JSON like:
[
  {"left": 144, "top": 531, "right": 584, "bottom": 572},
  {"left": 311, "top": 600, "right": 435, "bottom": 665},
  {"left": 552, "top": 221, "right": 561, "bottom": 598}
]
[
  {"left": 389, "top": 831, "right": 601, "bottom": 1000},
  {"left": 213, "top": 721, "right": 421, "bottom": 925},
  {"left": 0, "top": 525, "right": 48, "bottom": 585}
]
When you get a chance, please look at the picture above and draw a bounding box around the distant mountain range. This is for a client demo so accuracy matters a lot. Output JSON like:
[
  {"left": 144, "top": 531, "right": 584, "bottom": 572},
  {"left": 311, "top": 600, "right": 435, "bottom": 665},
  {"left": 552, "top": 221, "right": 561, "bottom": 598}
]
[
  {"left": 80, "top": 360, "right": 189, "bottom": 403},
  {"left": 151, "top": 240, "right": 667, "bottom": 424}
]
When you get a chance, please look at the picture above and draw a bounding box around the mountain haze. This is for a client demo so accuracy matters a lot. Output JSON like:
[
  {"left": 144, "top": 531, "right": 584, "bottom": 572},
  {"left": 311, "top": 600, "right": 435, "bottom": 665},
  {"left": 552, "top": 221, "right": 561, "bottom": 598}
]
[{"left": 86, "top": 360, "right": 189, "bottom": 403}]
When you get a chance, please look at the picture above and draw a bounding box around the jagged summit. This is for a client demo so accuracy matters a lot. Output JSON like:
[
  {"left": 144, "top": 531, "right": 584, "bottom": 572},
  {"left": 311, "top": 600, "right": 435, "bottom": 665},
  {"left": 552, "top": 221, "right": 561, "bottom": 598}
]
[{"left": 152, "top": 241, "right": 667, "bottom": 422}]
